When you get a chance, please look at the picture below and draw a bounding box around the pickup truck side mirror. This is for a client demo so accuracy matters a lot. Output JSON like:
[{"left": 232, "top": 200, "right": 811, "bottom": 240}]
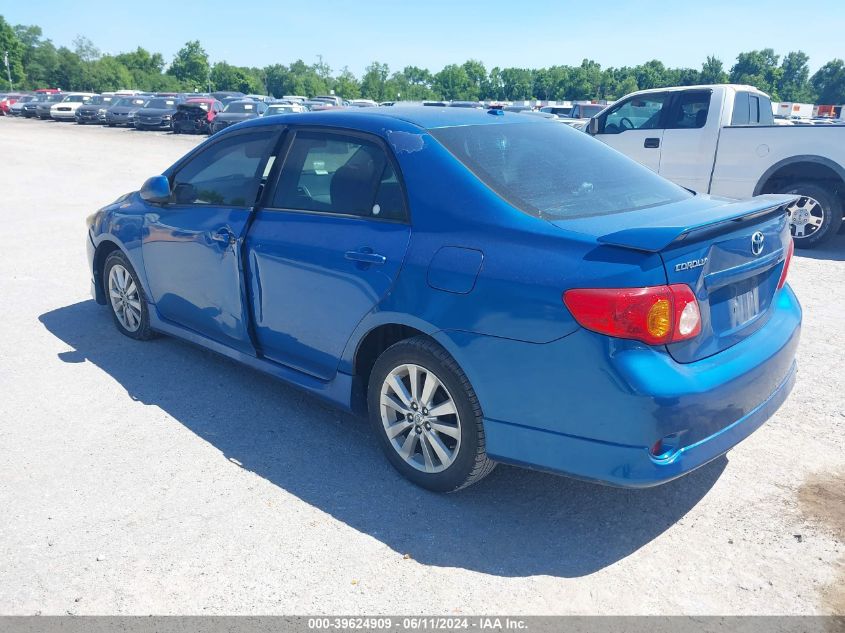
[
  {"left": 139, "top": 175, "right": 171, "bottom": 204},
  {"left": 587, "top": 117, "right": 600, "bottom": 135}
]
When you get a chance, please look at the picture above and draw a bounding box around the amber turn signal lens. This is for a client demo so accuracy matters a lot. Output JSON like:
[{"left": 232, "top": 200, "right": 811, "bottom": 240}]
[{"left": 646, "top": 299, "right": 672, "bottom": 340}]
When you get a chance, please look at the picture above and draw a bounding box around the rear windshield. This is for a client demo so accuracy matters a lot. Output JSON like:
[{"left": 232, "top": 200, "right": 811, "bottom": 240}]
[
  {"left": 431, "top": 122, "right": 691, "bottom": 219},
  {"left": 224, "top": 102, "right": 256, "bottom": 113},
  {"left": 146, "top": 98, "right": 177, "bottom": 108}
]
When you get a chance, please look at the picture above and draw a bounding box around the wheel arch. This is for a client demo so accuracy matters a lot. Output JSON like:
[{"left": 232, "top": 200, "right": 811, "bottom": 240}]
[
  {"left": 754, "top": 155, "right": 845, "bottom": 202},
  {"left": 91, "top": 239, "right": 122, "bottom": 305}
]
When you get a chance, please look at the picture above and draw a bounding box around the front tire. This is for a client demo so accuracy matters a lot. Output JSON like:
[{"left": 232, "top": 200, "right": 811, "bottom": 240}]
[
  {"left": 779, "top": 181, "right": 843, "bottom": 248},
  {"left": 103, "top": 251, "right": 154, "bottom": 340},
  {"left": 367, "top": 336, "right": 495, "bottom": 492}
]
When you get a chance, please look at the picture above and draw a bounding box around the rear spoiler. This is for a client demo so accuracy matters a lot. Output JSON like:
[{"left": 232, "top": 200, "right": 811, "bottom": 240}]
[{"left": 597, "top": 194, "right": 797, "bottom": 252}]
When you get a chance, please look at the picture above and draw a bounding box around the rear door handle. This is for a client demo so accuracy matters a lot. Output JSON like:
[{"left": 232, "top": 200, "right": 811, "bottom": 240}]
[
  {"left": 644, "top": 137, "right": 660, "bottom": 148},
  {"left": 345, "top": 250, "right": 387, "bottom": 265},
  {"left": 211, "top": 228, "right": 236, "bottom": 245}
]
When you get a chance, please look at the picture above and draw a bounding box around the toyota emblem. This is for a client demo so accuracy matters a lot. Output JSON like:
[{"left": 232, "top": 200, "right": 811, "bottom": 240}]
[{"left": 751, "top": 231, "right": 765, "bottom": 256}]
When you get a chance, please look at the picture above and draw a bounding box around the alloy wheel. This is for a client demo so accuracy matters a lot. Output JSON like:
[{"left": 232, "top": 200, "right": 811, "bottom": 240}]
[
  {"left": 379, "top": 363, "right": 461, "bottom": 473},
  {"left": 108, "top": 264, "right": 142, "bottom": 332},
  {"left": 787, "top": 195, "right": 824, "bottom": 240}
]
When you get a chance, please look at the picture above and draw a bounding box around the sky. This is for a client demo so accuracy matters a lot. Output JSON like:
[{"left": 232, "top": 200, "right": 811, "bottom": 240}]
[{"left": 4, "top": 1, "right": 841, "bottom": 75}]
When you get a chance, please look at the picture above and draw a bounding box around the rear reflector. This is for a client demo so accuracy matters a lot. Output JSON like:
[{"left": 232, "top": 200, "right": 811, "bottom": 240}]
[
  {"left": 777, "top": 236, "right": 794, "bottom": 290},
  {"left": 563, "top": 284, "right": 701, "bottom": 345}
]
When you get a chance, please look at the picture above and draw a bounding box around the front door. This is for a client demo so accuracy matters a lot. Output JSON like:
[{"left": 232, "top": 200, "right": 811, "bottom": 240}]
[
  {"left": 141, "top": 129, "right": 278, "bottom": 353},
  {"left": 246, "top": 130, "right": 411, "bottom": 380},
  {"left": 659, "top": 90, "right": 718, "bottom": 192},
  {"left": 593, "top": 92, "right": 670, "bottom": 173}
]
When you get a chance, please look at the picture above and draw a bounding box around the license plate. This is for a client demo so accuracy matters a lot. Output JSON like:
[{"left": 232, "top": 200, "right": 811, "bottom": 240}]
[{"left": 730, "top": 286, "right": 761, "bottom": 327}]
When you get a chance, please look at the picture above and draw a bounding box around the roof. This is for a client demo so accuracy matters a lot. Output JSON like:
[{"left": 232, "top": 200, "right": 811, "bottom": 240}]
[
  {"left": 238, "top": 105, "right": 550, "bottom": 135},
  {"left": 624, "top": 83, "right": 770, "bottom": 97}
]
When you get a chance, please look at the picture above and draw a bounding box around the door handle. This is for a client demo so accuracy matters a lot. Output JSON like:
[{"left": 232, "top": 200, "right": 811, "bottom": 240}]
[
  {"left": 644, "top": 137, "right": 660, "bottom": 148},
  {"left": 345, "top": 250, "right": 387, "bottom": 265},
  {"left": 211, "top": 228, "right": 236, "bottom": 245}
]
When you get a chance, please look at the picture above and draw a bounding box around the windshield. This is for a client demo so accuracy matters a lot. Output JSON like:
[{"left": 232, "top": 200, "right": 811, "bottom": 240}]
[
  {"left": 146, "top": 99, "right": 177, "bottom": 108},
  {"left": 185, "top": 101, "right": 210, "bottom": 111},
  {"left": 224, "top": 102, "right": 256, "bottom": 113},
  {"left": 431, "top": 122, "right": 691, "bottom": 220},
  {"left": 64, "top": 95, "right": 89, "bottom": 103},
  {"left": 576, "top": 105, "right": 604, "bottom": 118}
]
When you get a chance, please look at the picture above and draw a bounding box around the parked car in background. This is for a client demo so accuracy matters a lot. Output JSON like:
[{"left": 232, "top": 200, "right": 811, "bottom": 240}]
[
  {"left": 105, "top": 97, "right": 148, "bottom": 127},
  {"left": 32, "top": 93, "right": 67, "bottom": 119},
  {"left": 263, "top": 102, "right": 307, "bottom": 116},
  {"left": 303, "top": 99, "right": 337, "bottom": 111},
  {"left": 588, "top": 84, "right": 845, "bottom": 248},
  {"left": 282, "top": 95, "right": 307, "bottom": 104},
  {"left": 75, "top": 95, "right": 119, "bottom": 124},
  {"left": 244, "top": 94, "right": 274, "bottom": 103},
  {"left": 171, "top": 98, "right": 223, "bottom": 134},
  {"left": 349, "top": 99, "right": 379, "bottom": 108},
  {"left": 559, "top": 102, "right": 606, "bottom": 126},
  {"left": 211, "top": 91, "right": 245, "bottom": 103},
  {"left": 8, "top": 95, "right": 37, "bottom": 116},
  {"left": 313, "top": 95, "right": 343, "bottom": 106},
  {"left": 210, "top": 99, "right": 268, "bottom": 134},
  {"left": 51, "top": 93, "right": 97, "bottom": 120},
  {"left": 86, "top": 107, "right": 800, "bottom": 492},
  {"left": 134, "top": 96, "right": 184, "bottom": 130},
  {"left": 540, "top": 105, "right": 573, "bottom": 117},
  {"left": 0, "top": 93, "right": 24, "bottom": 115}
]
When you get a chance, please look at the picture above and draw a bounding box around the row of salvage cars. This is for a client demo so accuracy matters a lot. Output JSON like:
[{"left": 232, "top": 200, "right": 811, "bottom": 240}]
[{"left": 1, "top": 90, "right": 309, "bottom": 135}]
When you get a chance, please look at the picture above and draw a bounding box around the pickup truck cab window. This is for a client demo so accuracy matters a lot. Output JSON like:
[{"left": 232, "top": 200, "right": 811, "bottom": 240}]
[
  {"left": 601, "top": 93, "right": 669, "bottom": 134},
  {"left": 170, "top": 131, "right": 276, "bottom": 206},
  {"left": 731, "top": 91, "right": 775, "bottom": 126},
  {"left": 667, "top": 91, "right": 711, "bottom": 129},
  {"left": 271, "top": 131, "right": 407, "bottom": 221}
]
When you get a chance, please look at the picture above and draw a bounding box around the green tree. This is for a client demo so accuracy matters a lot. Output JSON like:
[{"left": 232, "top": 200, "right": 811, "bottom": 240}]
[
  {"left": 333, "top": 66, "right": 360, "bottom": 99},
  {"left": 167, "top": 40, "right": 209, "bottom": 90},
  {"left": 89, "top": 56, "right": 133, "bottom": 92},
  {"left": 360, "top": 61, "right": 390, "bottom": 101},
  {"left": 730, "top": 49, "right": 782, "bottom": 97},
  {"left": 53, "top": 46, "right": 85, "bottom": 90},
  {"left": 700, "top": 55, "right": 728, "bottom": 84},
  {"left": 210, "top": 61, "right": 263, "bottom": 93},
  {"left": 499, "top": 67, "right": 534, "bottom": 100},
  {"left": 13, "top": 23, "right": 59, "bottom": 89},
  {"left": 434, "top": 64, "right": 472, "bottom": 100},
  {"left": 778, "top": 51, "right": 813, "bottom": 102},
  {"left": 461, "top": 59, "right": 487, "bottom": 100},
  {"left": 0, "top": 16, "right": 25, "bottom": 88},
  {"left": 811, "top": 59, "right": 845, "bottom": 104}
]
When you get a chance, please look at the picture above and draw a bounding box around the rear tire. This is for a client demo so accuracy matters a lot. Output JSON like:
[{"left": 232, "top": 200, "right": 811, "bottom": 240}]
[
  {"left": 103, "top": 251, "right": 155, "bottom": 341},
  {"left": 367, "top": 336, "right": 495, "bottom": 492},
  {"left": 778, "top": 181, "right": 843, "bottom": 248}
]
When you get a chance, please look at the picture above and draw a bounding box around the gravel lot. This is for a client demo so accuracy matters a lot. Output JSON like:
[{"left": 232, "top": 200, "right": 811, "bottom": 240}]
[{"left": 0, "top": 116, "right": 842, "bottom": 616}]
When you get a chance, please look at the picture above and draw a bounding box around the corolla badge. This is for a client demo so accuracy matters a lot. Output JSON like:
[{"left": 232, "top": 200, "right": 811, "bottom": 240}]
[
  {"left": 751, "top": 231, "right": 765, "bottom": 256},
  {"left": 675, "top": 257, "right": 708, "bottom": 272}
]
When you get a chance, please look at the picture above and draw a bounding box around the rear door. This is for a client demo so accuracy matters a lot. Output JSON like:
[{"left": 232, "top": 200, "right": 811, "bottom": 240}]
[
  {"left": 246, "top": 129, "right": 411, "bottom": 380},
  {"left": 593, "top": 92, "right": 671, "bottom": 172},
  {"left": 658, "top": 90, "right": 719, "bottom": 192}
]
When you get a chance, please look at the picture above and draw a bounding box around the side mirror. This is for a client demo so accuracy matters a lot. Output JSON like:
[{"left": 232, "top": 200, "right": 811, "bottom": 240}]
[
  {"left": 588, "top": 117, "right": 600, "bottom": 136},
  {"left": 139, "top": 175, "right": 171, "bottom": 203}
]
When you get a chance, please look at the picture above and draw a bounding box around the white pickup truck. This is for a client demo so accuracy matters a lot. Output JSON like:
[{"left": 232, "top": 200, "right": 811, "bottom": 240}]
[{"left": 587, "top": 84, "right": 845, "bottom": 248}]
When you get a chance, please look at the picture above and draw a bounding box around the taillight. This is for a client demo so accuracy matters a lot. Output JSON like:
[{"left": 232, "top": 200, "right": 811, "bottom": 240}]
[
  {"left": 777, "top": 236, "right": 794, "bottom": 290},
  {"left": 563, "top": 284, "right": 701, "bottom": 345}
]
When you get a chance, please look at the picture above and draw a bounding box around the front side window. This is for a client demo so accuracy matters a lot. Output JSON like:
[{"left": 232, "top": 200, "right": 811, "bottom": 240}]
[
  {"left": 272, "top": 132, "right": 407, "bottom": 220},
  {"left": 170, "top": 132, "right": 275, "bottom": 206},
  {"left": 668, "top": 91, "right": 711, "bottom": 129},
  {"left": 601, "top": 94, "right": 668, "bottom": 134},
  {"left": 432, "top": 122, "right": 691, "bottom": 220}
]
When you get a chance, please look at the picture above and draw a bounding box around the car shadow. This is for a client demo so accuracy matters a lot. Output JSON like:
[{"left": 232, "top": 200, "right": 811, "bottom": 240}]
[
  {"left": 794, "top": 232, "right": 845, "bottom": 261},
  {"left": 40, "top": 300, "right": 726, "bottom": 578}
]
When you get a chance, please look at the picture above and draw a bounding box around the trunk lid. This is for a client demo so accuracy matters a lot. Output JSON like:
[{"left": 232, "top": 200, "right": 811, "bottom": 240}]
[{"left": 554, "top": 193, "right": 796, "bottom": 362}]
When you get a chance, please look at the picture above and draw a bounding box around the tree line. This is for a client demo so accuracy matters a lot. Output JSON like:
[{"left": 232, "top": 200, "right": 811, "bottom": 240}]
[{"left": 3, "top": 15, "right": 845, "bottom": 104}]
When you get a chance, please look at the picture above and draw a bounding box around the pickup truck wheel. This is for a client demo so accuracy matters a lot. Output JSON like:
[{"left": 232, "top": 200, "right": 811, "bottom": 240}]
[
  {"left": 103, "top": 251, "right": 154, "bottom": 341},
  {"left": 779, "top": 182, "right": 842, "bottom": 248},
  {"left": 368, "top": 336, "right": 496, "bottom": 492}
]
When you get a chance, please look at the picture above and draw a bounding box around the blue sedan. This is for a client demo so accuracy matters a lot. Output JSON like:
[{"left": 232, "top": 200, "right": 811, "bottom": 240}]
[{"left": 86, "top": 108, "right": 801, "bottom": 492}]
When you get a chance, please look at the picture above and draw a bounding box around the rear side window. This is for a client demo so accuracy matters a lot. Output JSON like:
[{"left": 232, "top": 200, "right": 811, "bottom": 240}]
[
  {"left": 668, "top": 91, "right": 711, "bottom": 129},
  {"left": 432, "top": 122, "right": 690, "bottom": 220},
  {"left": 272, "top": 131, "right": 407, "bottom": 220},
  {"left": 732, "top": 92, "right": 774, "bottom": 126},
  {"left": 171, "top": 131, "right": 275, "bottom": 206}
]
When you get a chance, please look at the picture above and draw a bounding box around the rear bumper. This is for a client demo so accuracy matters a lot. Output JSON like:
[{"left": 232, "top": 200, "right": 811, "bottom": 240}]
[{"left": 440, "top": 286, "right": 802, "bottom": 487}]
